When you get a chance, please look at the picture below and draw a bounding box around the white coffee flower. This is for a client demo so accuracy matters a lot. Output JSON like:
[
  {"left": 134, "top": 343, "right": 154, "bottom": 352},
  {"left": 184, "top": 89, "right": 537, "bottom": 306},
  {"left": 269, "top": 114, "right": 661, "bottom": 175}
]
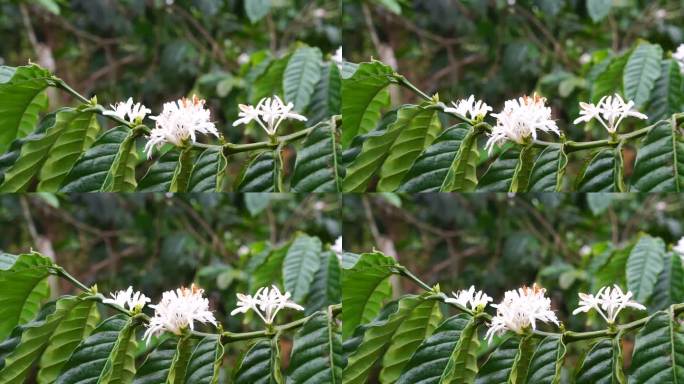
[
  {"left": 332, "top": 236, "right": 343, "bottom": 255},
  {"left": 102, "top": 286, "right": 150, "bottom": 311},
  {"left": 674, "top": 44, "right": 684, "bottom": 74},
  {"left": 445, "top": 285, "right": 493, "bottom": 312},
  {"left": 103, "top": 97, "right": 151, "bottom": 123},
  {"left": 232, "top": 95, "right": 307, "bottom": 136},
  {"left": 574, "top": 94, "right": 647, "bottom": 133},
  {"left": 143, "top": 284, "right": 217, "bottom": 342},
  {"left": 486, "top": 94, "right": 560, "bottom": 154},
  {"left": 673, "top": 237, "right": 684, "bottom": 264},
  {"left": 485, "top": 284, "right": 559, "bottom": 342},
  {"left": 144, "top": 95, "right": 219, "bottom": 158},
  {"left": 444, "top": 95, "right": 492, "bottom": 121},
  {"left": 572, "top": 285, "right": 645, "bottom": 324},
  {"left": 231, "top": 285, "right": 304, "bottom": 325},
  {"left": 333, "top": 47, "right": 343, "bottom": 65}
]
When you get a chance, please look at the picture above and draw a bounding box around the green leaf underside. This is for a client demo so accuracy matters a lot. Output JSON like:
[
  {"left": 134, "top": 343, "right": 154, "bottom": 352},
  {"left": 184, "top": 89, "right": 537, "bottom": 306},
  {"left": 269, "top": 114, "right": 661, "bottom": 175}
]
[
  {"left": 188, "top": 148, "right": 227, "bottom": 192},
  {"left": 629, "top": 310, "right": 684, "bottom": 383},
  {"left": 396, "top": 314, "right": 480, "bottom": 384},
  {"left": 525, "top": 336, "right": 565, "bottom": 384},
  {"left": 652, "top": 253, "right": 684, "bottom": 310},
  {"left": 528, "top": 145, "right": 567, "bottom": 192},
  {"left": 576, "top": 338, "right": 625, "bottom": 384},
  {"left": 284, "top": 47, "right": 323, "bottom": 112},
  {"left": 377, "top": 106, "right": 442, "bottom": 191},
  {"left": 623, "top": 43, "right": 663, "bottom": 107},
  {"left": 251, "top": 55, "right": 290, "bottom": 104},
  {"left": 0, "top": 295, "right": 93, "bottom": 384},
  {"left": 631, "top": 119, "right": 684, "bottom": 192},
  {"left": 283, "top": 234, "right": 322, "bottom": 302},
  {"left": 306, "top": 251, "right": 341, "bottom": 314},
  {"left": 60, "top": 127, "right": 138, "bottom": 192},
  {"left": 587, "top": 0, "right": 612, "bottom": 22},
  {"left": 55, "top": 315, "right": 139, "bottom": 384},
  {"left": 0, "top": 64, "right": 52, "bottom": 154},
  {"left": 0, "top": 106, "right": 98, "bottom": 192},
  {"left": 343, "top": 294, "right": 433, "bottom": 384},
  {"left": 477, "top": 146, "right": 520, "bottom": 192},
  {"left": 592, "top": 52, "right": 629, "bottom": 103},
  {"left": 291, "top": 122, "right": 342, "bottom": 192},
  {"left": 341, "top": 252, "right": 396, "bottom": 338},
  {"left": 647, "top": 59, "right": 684, "bottom": 123},
  {"left": 0, "top": 302, "right": 55, "bottom": 372},
  {"left": 184, "top": 336, "right": 223, "bottom": 384},
  {"left": 626, "top": 235, "right": 665, "bottom": 303},
  {"left": 379, "top": 298, "right": 442, "bottom": 383},
  {"left": 397, "top": 124, "right": 475, "bottom": 192},
  {"left": 0, "top": 252, "right": 53, "bottom": 340},
  {"left": 234, "top": 339, "right": 283, "bottom": 384},
  {"left": 576, "top": 146, "right": 624, "bottom": 192},
  {"left": 341, "top": 61, "right": 394, "bottom": 148},
  {"left": 343, "top": 105, "right": 430, "bottom": 192},
  {"left": 307, "top": 62, "right": 341, "bottom": 125},
  {"left": 287, "top": 312, "right": 343, "bottom": 384},
  {"left": 236, "top": 150, "right": 281, "bottom": 192},
  {"left": 244, "top": 0, "right": 271, "bottom": 23}
]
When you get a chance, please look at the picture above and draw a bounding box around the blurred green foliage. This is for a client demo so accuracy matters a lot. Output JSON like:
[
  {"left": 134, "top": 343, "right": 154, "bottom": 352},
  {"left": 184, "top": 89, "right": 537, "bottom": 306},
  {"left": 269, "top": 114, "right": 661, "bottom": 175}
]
[
  {"left": 343, "top": 193, "right": 684, "bottom": 329},
  {"left": 0, "top": 193, "right": 340, "bottom": 328},
  {"left": 0, "top": 0, "right": 340, "bottom": 142},
  {"left": 343, "top": 0, "right": 684, "bottom": 138}
]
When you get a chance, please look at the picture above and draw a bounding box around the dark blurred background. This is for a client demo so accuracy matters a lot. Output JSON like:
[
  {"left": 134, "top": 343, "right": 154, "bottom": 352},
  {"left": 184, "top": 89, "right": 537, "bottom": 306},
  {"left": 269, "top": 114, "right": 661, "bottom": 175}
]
[{"left": 0, "top": 0, "right": 341, "bottom": 141}]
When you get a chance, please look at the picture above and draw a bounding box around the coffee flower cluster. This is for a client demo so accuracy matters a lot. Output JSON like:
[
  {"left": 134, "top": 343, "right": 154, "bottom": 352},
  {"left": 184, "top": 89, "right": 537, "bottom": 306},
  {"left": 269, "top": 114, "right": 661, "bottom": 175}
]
[
  {"left": 574, "top": 93, "right": 647, "bottom": 133},
  {"left": 233, "top": 95, "right": 307, "bottom": 136},
  {"left": 451, "top": 283, "right": 646, "bottom": 343},
  {"left": 445, "top": 92, "right": 648, "bottom": 152},
  {"left": 231, "top": 285, "right": 304, "bottom": 325}
]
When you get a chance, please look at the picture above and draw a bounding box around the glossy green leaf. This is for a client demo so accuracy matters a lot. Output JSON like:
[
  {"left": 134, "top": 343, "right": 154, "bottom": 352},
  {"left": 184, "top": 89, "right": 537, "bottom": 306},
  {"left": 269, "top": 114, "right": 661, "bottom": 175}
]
[
  {"left": 308, "top": 62, "right": 341, "bottom": 125},
  {"left": 397, "top": 124, "right": 477, "bottom": 192},
  {"left": 631, "top": 118, "right": 684, "bottom": 192},
  {"left": 576, "top": 146, "right": 625, "bottom": 192},
  {"left": 234, "top": 338, "right": 283, "bottom": 384},
  {"left": 343, "top": 294, "right": 431, "bottom": 384},
  {"left": 244, "top": 0, "right": 271, "bottom": 23},
  {"left": 575, "top": 338, "right": 626, "bottom": 384},
  {"left": 341, "top": 252, "right": 396, "bottom": 338},
  {"left": 251, "top": 243, "right": 288, "bottom": 293},
  {"left": 627, "top": 234, "right": 665, "bottom": 303},
  {"left": 0, "top": 110, "right": 55, "bottom": 185},
  {"left": 251, "top": 55, "right": 290, "bottom": 104},
  {"left": 0, "top": 252, "right": 52, "bottom": 340},
  {"left": 36, "top": 107, "right": 100, "bottom": 191},
  {"left": 139, "top": 150, "right": 180, "bottom": 192},
  {"left": 647, "top": 59, "right": 684, "bottom": 123},
  {"left": 528, "top": 145, "right": 567, "bottom": 192},
  {"left": 284, "top": 47, "right": 323, "bottom": 112},
  {"left": 343, "top": 105, "right": 427, "bottom": 192},
  {"left": 60, "top": 127, "right": 139, "bottom": 192},
  {"left": 0, "top": 302, "right": 55, "bottom": 371},
  {"left": 55, "top": 315, "right": 139, "bottom": 384},
  {"left": 341, "top": 61, "right": 394, "bottom": 148},
  {"left": 0, "top": 64, "right": 52, "bottom": 154},
  {"left": 283, "top": 234, "right": 322, "bottom": 302},
  {"left": 291, "top": 121, "right": 342, "bottom": 192},
  {"left": 185, "top": 336, "right": 224, "bottom": 384},
  {"left": 475, "top": 337, "right": 535, "bottom": 384},
  {"left": 477, "top": 146, "right": 520, "bottom": 192},
  {"left": 396, "top": 314, "right": 480, "bottom": 384},
  {"left": 0, "top": 295, "right": 94, "bottom": 384},
  {"left": 287, "top": 312, "right": 343, "bottom": 384},
  {"left": 624, "top": 43, "right": 663, "bottom": 107},
  {"left": 37, "top": 299, "right": 100, "bottom": 383},
  {"left": 0, "top": 106, "right": 97, "bottom": 192},
  {"left": 377, "top": 105, "right": 442, "bottom": 191},
  {"left": 236, "top": 150, "right": 282, "bottom": 192},
  {"left": 629, "top": 310, "right": 684, "bottom": 383},
  {"left": 379, "top": 297, "right": 442, "bottom": 383},
  {"left": 187, "top": 147, "right": 227, "bottom": 192},
  {"left": 592, "top": 53, "right": 629, "bottom": 103},
  {"left": 652, "top": 252, "right": 684, "bottom": 310},
  {"left": 525, "top": 336, "right": 565, "bottom": 384},
  {"left": 133, "top": 339, "right": 177, "bottom": 384},
  {"left": 306, "top": 251, "right": 341, "bottom": 314},
  {"left": 587, "top": 0, "right": 612, "bottom": 22}
]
